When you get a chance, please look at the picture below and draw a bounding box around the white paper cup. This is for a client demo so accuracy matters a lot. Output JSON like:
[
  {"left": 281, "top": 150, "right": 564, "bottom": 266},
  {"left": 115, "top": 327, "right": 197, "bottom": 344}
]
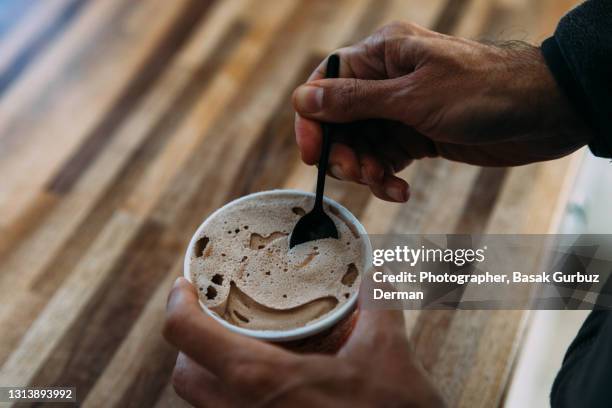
[{"left": 184, "top": 189, "right": 371, "bottom": 347}]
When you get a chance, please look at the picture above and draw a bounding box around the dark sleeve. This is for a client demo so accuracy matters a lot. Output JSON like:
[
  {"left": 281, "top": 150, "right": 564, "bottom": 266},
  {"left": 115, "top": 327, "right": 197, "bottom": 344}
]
[
  {"left": 550, "top": 311, "right": 612, "bottom": 408},
  {"left": 540, "top": 0, "right": 612, "bottom": 158}
]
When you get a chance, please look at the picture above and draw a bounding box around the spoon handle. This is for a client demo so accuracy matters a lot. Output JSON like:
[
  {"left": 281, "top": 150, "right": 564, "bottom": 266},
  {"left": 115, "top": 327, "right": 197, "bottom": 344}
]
[{"left": 314, "top": 54, "right": 340, "bottom": 211}]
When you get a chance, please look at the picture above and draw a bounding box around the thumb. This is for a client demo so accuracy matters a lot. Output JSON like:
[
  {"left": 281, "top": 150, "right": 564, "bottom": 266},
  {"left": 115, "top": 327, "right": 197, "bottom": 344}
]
[{"left": 292, "top": 77, "right": 410, "bottom": 123}]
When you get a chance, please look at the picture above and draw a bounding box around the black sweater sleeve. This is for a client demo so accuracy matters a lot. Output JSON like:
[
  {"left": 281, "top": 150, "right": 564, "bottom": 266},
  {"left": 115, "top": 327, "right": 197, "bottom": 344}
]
[
  {"left": 541, "top": 0, "right": 612, "bottom": 158},
  {"left": 550, "top": 311, "right": 612, "bottom": 408}
]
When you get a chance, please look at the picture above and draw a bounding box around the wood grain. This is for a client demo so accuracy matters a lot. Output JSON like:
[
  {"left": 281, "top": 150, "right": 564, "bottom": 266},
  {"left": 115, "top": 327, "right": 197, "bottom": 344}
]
[
  {"left": 0, "top": 0, "right": 88, "bottom": 96},
  {"left": 0, "top": 1, "right": 581, "bottom": 406},
  {"left": 47, "top": 0, "right": 216, "bottom": 194}
]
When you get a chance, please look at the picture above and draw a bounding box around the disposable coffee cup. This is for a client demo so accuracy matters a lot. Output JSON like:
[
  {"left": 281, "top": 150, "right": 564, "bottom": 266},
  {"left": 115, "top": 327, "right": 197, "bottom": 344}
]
[{"left": 184, "top": 189, "right": 372, "bottom": 353}]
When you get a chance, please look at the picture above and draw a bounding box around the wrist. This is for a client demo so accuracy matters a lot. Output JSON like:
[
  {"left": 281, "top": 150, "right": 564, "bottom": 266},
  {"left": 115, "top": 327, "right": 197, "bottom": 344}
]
[{"left": 494, "top": 42, "right": 592, "bottom": 148}]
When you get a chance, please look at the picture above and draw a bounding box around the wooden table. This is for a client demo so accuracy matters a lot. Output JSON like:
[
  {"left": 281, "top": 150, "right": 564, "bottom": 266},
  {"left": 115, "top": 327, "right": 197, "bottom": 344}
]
[{"left": 0, "top": 0, "right": 582, "bottom": 406}]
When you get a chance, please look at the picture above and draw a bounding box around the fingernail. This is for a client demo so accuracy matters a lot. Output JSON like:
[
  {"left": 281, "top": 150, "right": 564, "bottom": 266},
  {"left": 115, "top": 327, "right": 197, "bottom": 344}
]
[
  {"left": 385, "top": 185, "right": 406, "bottom": 202},
  {"left": 295, "top": 86, "right": 323, "bottom": 113},
  {"left": 330, "top": 165, "right": 344, "bottom": 179}
]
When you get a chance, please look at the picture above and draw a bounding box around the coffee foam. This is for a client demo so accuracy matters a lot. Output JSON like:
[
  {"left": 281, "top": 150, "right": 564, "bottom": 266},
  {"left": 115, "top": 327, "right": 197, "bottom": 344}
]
[{"left": 189, "top": 192, "right": 364, "bottom": 331}]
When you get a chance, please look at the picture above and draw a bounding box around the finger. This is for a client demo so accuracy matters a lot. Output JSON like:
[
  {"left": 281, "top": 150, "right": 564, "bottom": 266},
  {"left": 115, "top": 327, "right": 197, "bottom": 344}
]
[
  {"left": 369, "top": 183, "right": 394, "bottom": 202},
  {"left": 369, "top": 172, "right": 409, "bottom": 202},
  {"left": 295, "top": 114, "right": 321, "bottom": 165},
  {"left": 339, "top": 308, "right": 407, "bottom": 360},
  {"left": 294, "top": 46, "right": 383, "bottom": 163},
  {"left": 350, "top": 132, "right": 384, "bottom": 185},
  {"left": 173, "top": 353, "right": 238, "bottom": 407},
  {"left": 371, "top": 133, "right": 413, "bottom": 173},
  {"left": 294, "top": 114, "right": 364, "bottom": 168},
  {"left": 164, "top": 278, "right": 292, "bottom": 380},
  {"left": 393, "top": 126, "right": 438, "bottom": 160},
  {"left": 328, "top": 143, "right": 363, "bottom": 183},
  {"left": 293, "top": 76, "right": 412, "bottom": 124},
  {"left": 358, "top": 153, "right": 385, "bottom": 185},
  {"left": 384, "top": 174, "right": 410, "bottom": 203}
]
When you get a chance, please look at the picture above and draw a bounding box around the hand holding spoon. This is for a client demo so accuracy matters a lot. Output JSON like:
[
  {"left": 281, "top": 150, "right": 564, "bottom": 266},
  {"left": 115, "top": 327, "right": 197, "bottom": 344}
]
[{"left": 289, "top": 54, "right": 340, "bottom": 248}]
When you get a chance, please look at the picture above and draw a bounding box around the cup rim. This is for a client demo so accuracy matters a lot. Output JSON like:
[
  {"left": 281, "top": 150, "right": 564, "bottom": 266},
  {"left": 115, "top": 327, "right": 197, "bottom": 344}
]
[{"left": 183, "top": 189, "right": 371, "bottom": 342}]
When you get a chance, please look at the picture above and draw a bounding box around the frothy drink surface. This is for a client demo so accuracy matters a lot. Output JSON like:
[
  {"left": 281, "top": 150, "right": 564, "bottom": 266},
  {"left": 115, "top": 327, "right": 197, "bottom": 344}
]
[{"left": 190, "top": 192, "right": 364, "bottom": 331}]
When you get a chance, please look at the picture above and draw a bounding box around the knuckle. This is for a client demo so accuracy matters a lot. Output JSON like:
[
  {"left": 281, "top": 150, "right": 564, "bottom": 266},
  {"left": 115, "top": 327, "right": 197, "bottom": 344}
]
[
  {"left": 367, "top": 21, "right": 410, "bottom": 52},
  {"left": 310, "top": 358, "right": 362, "bottom": 388},
  {"left": 227, "top": 357, "right": 300, "bottom": 392},
  {"left": 363, "top": 29, "right": 386, "bottom": 51},
  {"left": 379, "top": 20, "right": 414, "bottom": 37},
  {"left": 330, "top": 46, "right": 351, "bottom": 60},
  {"left": 228, "top": 360, "right": 276, "bottom": 390},
  {"left": 392, "top": 76, "right": 426, "bottom": 124},
  {"left": 337, "top": 78, "right": 360, "bottom": 113}
]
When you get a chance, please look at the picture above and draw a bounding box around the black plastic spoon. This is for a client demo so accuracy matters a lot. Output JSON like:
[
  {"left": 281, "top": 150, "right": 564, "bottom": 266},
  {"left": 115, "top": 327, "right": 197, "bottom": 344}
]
[{"left": 289, "top": 54, "right": 340, "bottom": 249}]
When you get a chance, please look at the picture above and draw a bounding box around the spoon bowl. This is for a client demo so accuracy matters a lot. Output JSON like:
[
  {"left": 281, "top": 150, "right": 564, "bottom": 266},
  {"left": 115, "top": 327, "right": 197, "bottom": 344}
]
[{"left": 289, "top": 206, "right": 338, "bottom": 248}]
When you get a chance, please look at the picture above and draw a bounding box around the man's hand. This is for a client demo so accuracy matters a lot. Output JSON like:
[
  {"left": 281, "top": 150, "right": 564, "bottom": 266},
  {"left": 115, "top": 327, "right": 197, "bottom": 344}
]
[
  {"left": 163, "top": 278, "right": 445, "bottom": 407},
  {"left": 293, "top": 21, "right": 591, "bottom": 202}
]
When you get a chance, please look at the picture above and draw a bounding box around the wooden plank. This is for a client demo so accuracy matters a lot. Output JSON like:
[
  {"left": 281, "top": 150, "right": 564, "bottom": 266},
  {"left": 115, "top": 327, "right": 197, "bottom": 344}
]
[
  {"left": 0, "top": 210, "right": 140, "bottom": 388},
  {"left": 388, "top": 160, "right": 451, "bottom": 234},
  {"left": 123, "top": 0, "right": 300, "bottom": 219},
  {"left": 431, "top": 160, "right": 541, "bottom": 406},
  {"left": 396, "top": 162, "right": 488, "bottom": 371},
  {"left": 224, "top": 54, "right": 324, "bottom": 200},
  {"left": 0, "top": 0, "right": 245, "bottom": 366},
  {"left": 0, "top": 0, "right": 279, "bottom": 370},
  {"left": 0, "top": 0, "right": 74, "bottom": 82},
  {"left": 0, "top": 0, "right": 188, "bottom": 227},
  {"left": 82, "top": 268, "right": 179, "bottom": 407},
  {"left": 83, "top": 270, "right": 177, "bottom": 407},
  {"left": 0, "top": 2, "right": 225, "bottom": 280},
  {"left": 0, "top": 0, "right": 88, "bottom": 96},
  {"left": 22, "top": 0, "right": 246, "bottom": 293},
  {"left": 2, "top": 0, "right": 295, "bottom": 400},
  {"left": 27, "top": 219, "right": 181, "bottom": 400},
  {"left": 47, "top": 0, "right": 216, "bottom": 194},
  {"left": 456, "top": 153, "right": 584, "bottom": 408},
  {"left": 148, "top": 0, "right": 361, "bottom": 231},
  {"left": 432, "top": 0, "right": 471, "bottom": 34},
  {"left": 385, "top": 0, "right": 448, "bottom": 27},
  {"left": 453, "top": 167, "right": 508, "bottom": 234},
  {"left": 0, "top": 0, "right": 129, "bottom": 143},
  {"left": 453, "top": 0, "right": 494, "bottom": 39},
  {"left": 0, "top": 191, "right": 58, "bottom": 261},
  {"left": 389, "top": 2, "right": 536, "bottom": 405}
]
